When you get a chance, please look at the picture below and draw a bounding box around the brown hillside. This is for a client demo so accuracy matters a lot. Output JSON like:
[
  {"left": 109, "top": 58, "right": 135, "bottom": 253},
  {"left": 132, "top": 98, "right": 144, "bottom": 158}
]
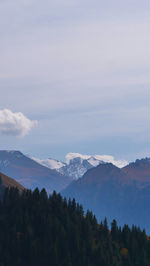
[
  {"left": 122, "top": 158, "right": 150, "bottom": 183},
  {"left": 0, "top": 172, "right": 25, "bottom": 191}
]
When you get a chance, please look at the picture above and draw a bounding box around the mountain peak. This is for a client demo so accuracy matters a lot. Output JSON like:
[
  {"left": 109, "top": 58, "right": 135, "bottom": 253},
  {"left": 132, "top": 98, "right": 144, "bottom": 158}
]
[
  {"left": 135, "top": 158, "right": 150, "bottom": 165},
  {"left": 82, "top": 162, "right": 122, "bottom": 182},
  {"left": 0, "top": 150, "right": 71, "bottom": 193},
  {"left": 62, "top": 158, "right": 150, "bottom": 232},
  {"left": 122, "top": 157, "right": 150, "bottom": 183},
  {"left": 29, "top": 156, "right": 65, "bottom": 170},
  {"left": 0, "top": 150, "right": 23, "bottom": 157},
  {"left": 30, "top": 152, "right": 128, "bottom": 180},
  {"left": 65, "top": 153, "right": 90, "bottom": 164},
  {"left": 65, "top": 153, "right": 128, "bottom": 168}
]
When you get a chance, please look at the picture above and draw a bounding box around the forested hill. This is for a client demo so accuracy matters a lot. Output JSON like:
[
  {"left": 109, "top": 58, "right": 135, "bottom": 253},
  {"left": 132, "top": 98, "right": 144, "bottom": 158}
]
[{"left": 0, "top": 188, "right": 150, "bottom": 266}]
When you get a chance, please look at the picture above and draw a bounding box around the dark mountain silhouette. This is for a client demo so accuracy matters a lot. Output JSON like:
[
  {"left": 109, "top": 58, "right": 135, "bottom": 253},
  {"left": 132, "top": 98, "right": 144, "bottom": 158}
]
[
  {"left": 0, "top": 150, "right": 71, "bottom": 193},
  {"left": 0, "top": 172, "right": 24, "bottom": 199},
  {"left": 62, "top": 160, "right": 150, "bottom": 232}
]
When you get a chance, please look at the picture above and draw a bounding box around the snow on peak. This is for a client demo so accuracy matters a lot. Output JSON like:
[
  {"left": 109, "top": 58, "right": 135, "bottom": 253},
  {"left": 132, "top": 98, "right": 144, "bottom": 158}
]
[
  {"left": 30, "top": 156, "right": 65, "bottom": 170},
  {"left": 44, "top": 158, "right": 65, "bottom": 169},
  {"left": 88, "top": 157, "right": 103, "bottom": 167},
  {"left": 93, "top": 155, "right": 128, "bottom": 168},
  {"left": 65, "top": 153, "right": 128, "bottom": 168},
  {"left": 66, "top": 153, "right": 91, "bottom": 164},
  {"left": 29, "top": 152, "right": 128, "bottom": 180}
]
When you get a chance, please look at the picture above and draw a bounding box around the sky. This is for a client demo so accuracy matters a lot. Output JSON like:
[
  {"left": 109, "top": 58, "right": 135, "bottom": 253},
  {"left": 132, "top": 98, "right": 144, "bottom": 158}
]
[{"left": 1, "top": 0, "right": 150, "bottom": 162}]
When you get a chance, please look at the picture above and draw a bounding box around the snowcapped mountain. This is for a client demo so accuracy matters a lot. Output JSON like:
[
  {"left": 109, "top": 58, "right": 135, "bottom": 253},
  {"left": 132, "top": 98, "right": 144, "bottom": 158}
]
[
  {"left": 31, "top": 153, "right": 128, "bottom": 180},
  {"left": 58, "top": 157, "right": 94, "bottom": 180},
  {"left": 65, "top": 153, "right": 128, "bottom": 168},
  {"left": 29, "top": 157, "right": 65, "bottom": 170},
  {"left": 0, "top": 150, "right": 71, "bottom": 193}
]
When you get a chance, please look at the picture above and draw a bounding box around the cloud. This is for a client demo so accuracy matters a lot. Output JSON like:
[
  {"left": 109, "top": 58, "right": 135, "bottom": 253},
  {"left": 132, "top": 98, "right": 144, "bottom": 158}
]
[
  {"left": 0, "top": 109, "right": 38, "bottom": 137},
  {"left": 93, "top": 155, "right": 128, "bottom": 168},
  {"left": 0, "top": 0, "right": 150, "bottom": 160},
  {"left": 66, "top": 153, "right": 128, "bottom": 168}
]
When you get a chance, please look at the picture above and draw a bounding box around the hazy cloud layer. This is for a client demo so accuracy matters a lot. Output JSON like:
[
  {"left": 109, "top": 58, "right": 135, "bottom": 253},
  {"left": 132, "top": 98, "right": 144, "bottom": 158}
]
[{"left": 0, "top": 109, "right": 37, "bottom": 137}]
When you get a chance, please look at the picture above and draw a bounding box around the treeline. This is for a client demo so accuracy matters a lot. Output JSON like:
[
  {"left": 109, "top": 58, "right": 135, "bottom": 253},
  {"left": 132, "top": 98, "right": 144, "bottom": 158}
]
[{"left": 0, "top": 188, "right": 149, "bottom": 266}]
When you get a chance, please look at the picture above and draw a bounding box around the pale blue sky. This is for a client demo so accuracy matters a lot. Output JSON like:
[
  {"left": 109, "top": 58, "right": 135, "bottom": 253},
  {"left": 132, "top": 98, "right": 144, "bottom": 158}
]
[{"left": 1, "top": 0, "right": 150, "bottom": 162}]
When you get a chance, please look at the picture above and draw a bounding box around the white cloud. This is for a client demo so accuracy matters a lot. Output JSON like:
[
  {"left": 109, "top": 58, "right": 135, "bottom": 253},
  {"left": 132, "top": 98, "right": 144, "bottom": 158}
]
[
  {"left": 93, "top": 155, "right": 128, "bottom": 168},
  {"left": 66, "top": 153, "right": 128, "bottom": 168},
  {"left": 0, "top": 0, "right": 150, "bottom": 160},
  {"left": 0, "top": 109, "right": 37, "bottom": 137},
  {"left": 66, "top": 153, "right": 91, "bottom": 164}
]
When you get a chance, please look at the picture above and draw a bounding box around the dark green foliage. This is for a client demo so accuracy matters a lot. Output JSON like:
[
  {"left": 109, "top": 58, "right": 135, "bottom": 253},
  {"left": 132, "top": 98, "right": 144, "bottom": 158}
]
[{"left": 0, "top": 188, "right": 149, "bottom": 266}]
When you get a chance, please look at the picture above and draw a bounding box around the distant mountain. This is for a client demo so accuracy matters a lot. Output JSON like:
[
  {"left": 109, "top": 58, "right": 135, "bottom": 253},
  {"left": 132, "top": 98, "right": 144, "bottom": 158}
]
[
  {"left": 62, "top": 159, "right": 150, "bottom": 232},
  {"left": 58, "top": 156, "right": 95, "bottom": 180},
  {"left": 0, "top": 150, "right": 71, "bottom": 193},
  {"left": 29, "top": 156, "right": 66, "bottom": 170},
  {"left": 31, "top": 152, "right": 128, "bottom": 179},
  {"left": 122, "top": 157, "right": 150, "bottom": 184},
  {"left": 0, "top": 172, "right": 24, "bottom": 199}
]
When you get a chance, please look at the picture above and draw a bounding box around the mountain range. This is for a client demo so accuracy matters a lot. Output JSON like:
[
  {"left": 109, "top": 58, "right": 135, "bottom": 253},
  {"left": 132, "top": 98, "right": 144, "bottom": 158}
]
[
  {"left": 62, "top": 158, "right": 150, "bottom": 232},
  {"left": 0, "top": 150, "right": 71, "bottom": 193},
  {"left": 30, "top": 152, "right": 128, "bottom": 179},
  {"left": 1, "top": 149, "right": 150, "bottom": 231}
]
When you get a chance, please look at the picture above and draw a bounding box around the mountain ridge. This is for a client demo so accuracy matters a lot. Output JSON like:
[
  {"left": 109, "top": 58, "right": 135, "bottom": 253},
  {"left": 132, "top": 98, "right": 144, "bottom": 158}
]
[
  {"left": 0, "top": 150, "right": 71, "bottom": 193},
  {"left": 30, "top": 152, "right": 128, "bottom": 179},
  {"left": 62, "top": 159, "right": 150, "bottom": 232}
]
